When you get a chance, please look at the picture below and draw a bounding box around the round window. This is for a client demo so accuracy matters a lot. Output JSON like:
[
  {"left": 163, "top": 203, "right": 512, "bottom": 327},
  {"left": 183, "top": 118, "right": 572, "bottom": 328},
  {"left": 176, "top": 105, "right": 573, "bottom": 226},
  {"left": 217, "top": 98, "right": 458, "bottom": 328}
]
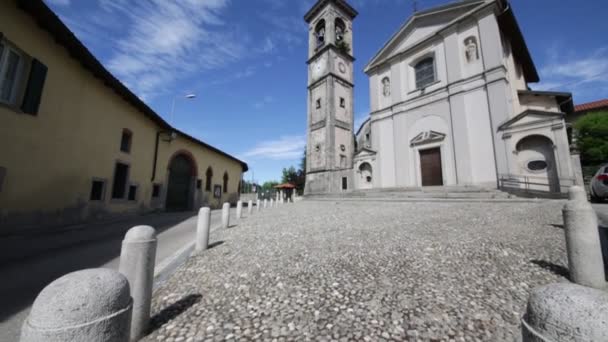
[{"left": 527, "top": 160, "right": 548, "bottom": 171}]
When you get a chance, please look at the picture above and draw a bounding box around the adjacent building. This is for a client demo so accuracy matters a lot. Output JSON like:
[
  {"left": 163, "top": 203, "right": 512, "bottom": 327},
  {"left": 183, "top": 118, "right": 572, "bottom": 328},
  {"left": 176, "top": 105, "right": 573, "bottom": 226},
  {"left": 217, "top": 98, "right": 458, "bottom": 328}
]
[
  {"left": 0, "top": 0, "right": 248, "bottom": 232},
  {"left": 304, "top": 0, "right": 581, "bottom": 196}
]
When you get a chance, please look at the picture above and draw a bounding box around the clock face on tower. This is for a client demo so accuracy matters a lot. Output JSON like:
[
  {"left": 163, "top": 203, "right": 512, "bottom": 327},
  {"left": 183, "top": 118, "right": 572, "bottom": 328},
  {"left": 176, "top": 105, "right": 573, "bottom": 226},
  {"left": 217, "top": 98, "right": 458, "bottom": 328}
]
[{"left": 311, "top": 54, "right": 327, "bottom": 82}]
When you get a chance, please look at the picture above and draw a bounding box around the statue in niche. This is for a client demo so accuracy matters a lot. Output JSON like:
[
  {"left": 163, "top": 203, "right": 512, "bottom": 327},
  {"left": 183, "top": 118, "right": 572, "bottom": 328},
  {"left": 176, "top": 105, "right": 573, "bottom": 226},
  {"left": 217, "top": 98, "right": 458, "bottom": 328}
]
[
  {"left": 382, "top": 77, "right": 391, "bottom": 97},
  {"left": 464, "top": 36, "right": 479, "bottom": 62}
]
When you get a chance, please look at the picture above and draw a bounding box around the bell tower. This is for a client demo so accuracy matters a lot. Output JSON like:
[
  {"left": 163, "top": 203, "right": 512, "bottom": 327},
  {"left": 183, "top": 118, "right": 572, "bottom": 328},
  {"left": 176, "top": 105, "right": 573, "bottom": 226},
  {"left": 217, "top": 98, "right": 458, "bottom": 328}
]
[{"left": 304, "top": 0, "right": 358, "bottom": 195}]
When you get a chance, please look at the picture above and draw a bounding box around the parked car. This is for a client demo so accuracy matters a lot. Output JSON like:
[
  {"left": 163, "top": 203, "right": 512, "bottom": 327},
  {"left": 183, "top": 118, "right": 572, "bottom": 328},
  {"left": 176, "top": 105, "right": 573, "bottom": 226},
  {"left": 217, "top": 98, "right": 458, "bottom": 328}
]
[{"left": 590, "top": 164, "right": 608, "bottom": 202}]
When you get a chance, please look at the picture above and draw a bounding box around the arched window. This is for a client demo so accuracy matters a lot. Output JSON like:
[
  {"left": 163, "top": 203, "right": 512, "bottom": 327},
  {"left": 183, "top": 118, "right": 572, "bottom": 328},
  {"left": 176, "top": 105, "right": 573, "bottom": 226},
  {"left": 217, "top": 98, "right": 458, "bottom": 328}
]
[
  {"left": 315, "top": 19, "right": 326, "bottom": 48},
  {"left": 205, "top": 167, "right": 213, "bottom": 191},
  {"left": 414, "top": 57, "right": 435, "bottom": 89},
  {"left": 223, "top": 172, "right": 229, "bottom": 193},
  {"left": 335, "top": 18, "right": 346, "bottom": 42}
]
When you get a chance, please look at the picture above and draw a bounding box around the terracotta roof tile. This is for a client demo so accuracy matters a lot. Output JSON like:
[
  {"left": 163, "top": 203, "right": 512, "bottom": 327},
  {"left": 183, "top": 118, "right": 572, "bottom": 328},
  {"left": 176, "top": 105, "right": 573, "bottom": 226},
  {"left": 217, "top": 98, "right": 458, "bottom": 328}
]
[{"left": 574, "top": 99, "right": 608, "bottom": 113}]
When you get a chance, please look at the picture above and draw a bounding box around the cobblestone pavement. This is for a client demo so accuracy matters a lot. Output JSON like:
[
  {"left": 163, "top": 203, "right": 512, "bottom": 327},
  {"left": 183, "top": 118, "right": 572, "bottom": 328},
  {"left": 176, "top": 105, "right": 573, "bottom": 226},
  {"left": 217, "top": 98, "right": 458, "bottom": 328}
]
[{"left": 143, "top": 200, "right": 570, "bottom": 342}]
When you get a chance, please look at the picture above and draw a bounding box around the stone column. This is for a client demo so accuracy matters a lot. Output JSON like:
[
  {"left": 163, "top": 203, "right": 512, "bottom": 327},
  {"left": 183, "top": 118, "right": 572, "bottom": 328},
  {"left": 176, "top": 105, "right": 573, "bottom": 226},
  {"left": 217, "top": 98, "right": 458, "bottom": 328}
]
[
  {"left": 263, "top": 199, "right": 267, "bottom": 209},
  {"left": 256, "top": 199, "right": 260, "bottom": 212},
  {"left": 196, "top": 207, "right": 211, "bottom": 252},
  {"left": 270, "top": 199, "right": 274, "bottom": 208},
  {"left": 222, "top": 202, "right": 230, "bottom": 229},
  {"left": 21, "top": 269, "right": 132, "bottom": 342},
  {"left": 562, "top": 186, "right": 605, "bottom": 289},
  {"left": 119, "top": 226, "right": 157, "bottom": 341},
  {"left": 236, "top": 200, "right": 243, "bottom": 220},
  {"left": 521, "top": 283, "right": 608, "bottom": 341},
  {"left": 248, "top": 200, "right": 253, "bottom": 215}
]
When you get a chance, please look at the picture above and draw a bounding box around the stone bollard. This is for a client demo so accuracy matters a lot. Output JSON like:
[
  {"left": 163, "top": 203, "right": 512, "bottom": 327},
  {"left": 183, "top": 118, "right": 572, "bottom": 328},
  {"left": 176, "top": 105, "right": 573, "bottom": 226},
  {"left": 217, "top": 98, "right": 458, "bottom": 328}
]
[
  {"left": 21, "top": 268, "right": 132, "bottom": 342},
  {"left": 562, "top": 186, "right": 605, "bottom": 289},
  {"left": 521, "top": 283, "right": 608, "bottom": 341},
  {"left": 248, "top": 200, "right": 253, "bottom": 215},
  {"left": 119, "top": 226, "right": 157, "bottom": 341},
  {"left": 256, "top": 199, "right": 260, "bottom": 212},
  {"left": 263, "top": 199, "right": 267, "bottom": 209},
  {"left": 221, "top": 202, "right": 230, "bottom": 229},
  {"left": 568, "top": 185, "right": 588, "bottom": 201},
  {"left": 236, "top": 200, "right": 243, "bottom": 220},
  {"left": 196, "top": 207, "right": 211, "bottom": 252},
  {"left": 270, "top": 199, "right": 274, "bottom": 208}
]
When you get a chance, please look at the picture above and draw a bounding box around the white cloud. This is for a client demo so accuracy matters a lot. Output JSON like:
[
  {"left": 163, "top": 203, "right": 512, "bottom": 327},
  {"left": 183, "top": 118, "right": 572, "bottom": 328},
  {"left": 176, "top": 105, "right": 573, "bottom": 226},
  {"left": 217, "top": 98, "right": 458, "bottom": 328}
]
[
  {"left": 534, "top": 47, "right": 608, "bottom": 101},
  {"left": 242, "top": 135, "right": 306, "bottom": 160},
  {"left": 46, "top": 0, "right": 70, "bottom": 6},
  {"left": 253, "top": 95, "right": 275, "bottom": 109},
  {"left": 61, "top": 0, "right": 247, "bottom": 99},
  {"left": 259, "top": 37, "right": 276, "bottom": 54}
]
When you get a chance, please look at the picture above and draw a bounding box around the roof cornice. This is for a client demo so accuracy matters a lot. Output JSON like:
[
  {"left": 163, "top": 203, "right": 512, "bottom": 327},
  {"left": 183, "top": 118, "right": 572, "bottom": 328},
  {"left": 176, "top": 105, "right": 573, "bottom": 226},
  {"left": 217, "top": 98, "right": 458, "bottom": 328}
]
[
  {"left": 304, "top": 0, "right": 358, "bottom": 23},
  {"left": 364, "top": 0, "right": 487, "bottom": 73}
]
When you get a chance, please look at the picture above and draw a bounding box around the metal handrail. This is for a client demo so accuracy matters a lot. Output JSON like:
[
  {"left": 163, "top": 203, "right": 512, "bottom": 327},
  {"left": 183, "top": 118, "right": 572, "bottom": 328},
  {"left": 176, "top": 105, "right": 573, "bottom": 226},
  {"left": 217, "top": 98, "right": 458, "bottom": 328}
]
[{"left": 498, "top": 173, "right": 575, "bottom": 193}]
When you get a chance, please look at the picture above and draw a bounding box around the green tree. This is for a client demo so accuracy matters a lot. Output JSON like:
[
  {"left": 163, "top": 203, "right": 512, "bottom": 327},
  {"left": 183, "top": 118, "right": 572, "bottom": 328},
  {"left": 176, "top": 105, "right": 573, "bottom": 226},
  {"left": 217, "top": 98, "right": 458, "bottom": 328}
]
[
  {"left": 575, "top": 111, "right": 608, "bottom": 165},
  {"left": 300, "top": 148, "right": 307, "bottom": 175},
  {"left": 261, "top": 181, "right": 279, "bottom": 192},
  {"left": 281, "top": 166, "right": 298, "bottom": 184}
]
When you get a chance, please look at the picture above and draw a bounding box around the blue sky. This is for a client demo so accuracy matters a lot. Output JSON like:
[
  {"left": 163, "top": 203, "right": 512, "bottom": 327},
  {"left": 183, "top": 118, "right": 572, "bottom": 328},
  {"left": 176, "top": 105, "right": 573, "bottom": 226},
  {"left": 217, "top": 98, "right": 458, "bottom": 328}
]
[{"left": 45, "top": 0, "right": 608, "bottom": 183}]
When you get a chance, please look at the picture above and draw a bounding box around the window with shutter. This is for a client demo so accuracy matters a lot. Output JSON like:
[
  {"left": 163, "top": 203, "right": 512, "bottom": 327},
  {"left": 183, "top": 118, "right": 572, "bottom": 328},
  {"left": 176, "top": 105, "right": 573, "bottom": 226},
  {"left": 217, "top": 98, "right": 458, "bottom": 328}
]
[
  {"left": 223, "top": 172, "right": 229, "bottom": 193},
  {"left": 21, "top": 59, "right": 47, "bottom": 115},
  {"left": 0, "top": 46, "right": 23, "bottom": 105}
]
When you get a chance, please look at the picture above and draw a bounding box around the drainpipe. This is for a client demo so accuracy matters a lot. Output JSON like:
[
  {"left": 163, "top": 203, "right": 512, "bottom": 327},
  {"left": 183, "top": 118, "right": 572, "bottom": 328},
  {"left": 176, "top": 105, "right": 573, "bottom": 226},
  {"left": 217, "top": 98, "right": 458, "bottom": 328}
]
[{"left": 151, "top": 131, "right": 161, "bottom": 182}]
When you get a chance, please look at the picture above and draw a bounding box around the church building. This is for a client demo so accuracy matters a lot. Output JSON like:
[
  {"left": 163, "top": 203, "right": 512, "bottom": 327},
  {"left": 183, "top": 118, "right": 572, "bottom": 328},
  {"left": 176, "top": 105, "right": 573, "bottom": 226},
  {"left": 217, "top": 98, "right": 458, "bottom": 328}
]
[{"left": 304, "top": 0, "right": 581, "bottom": 195}]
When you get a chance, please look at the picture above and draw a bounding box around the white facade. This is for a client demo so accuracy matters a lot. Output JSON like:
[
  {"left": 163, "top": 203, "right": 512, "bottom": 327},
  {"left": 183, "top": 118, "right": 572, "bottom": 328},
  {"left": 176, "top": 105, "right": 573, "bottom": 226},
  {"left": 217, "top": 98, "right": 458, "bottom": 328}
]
[{"left": 305, "top": 0, "right": 580, "bottom": 195}]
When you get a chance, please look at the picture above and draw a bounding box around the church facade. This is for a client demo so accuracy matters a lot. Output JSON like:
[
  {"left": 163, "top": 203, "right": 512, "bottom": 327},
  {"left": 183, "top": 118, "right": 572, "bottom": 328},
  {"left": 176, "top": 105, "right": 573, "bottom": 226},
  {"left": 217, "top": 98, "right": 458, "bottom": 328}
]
[{"left": 304, "top": 0, "right": 581, "bottom": 195}]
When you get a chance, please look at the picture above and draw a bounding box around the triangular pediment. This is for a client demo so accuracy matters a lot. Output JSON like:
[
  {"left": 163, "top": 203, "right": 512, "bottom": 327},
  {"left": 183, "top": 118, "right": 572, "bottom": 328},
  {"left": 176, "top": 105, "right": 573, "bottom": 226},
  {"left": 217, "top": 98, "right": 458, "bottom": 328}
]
[
  {"left": 498, "top": 110, "right": 564, "bottom": 131},
  {"left": 355, "top": 147, "right": 377, "bottom": 157},
  {"left": 410, "top": 130, "right": 446, "bottom": 146},
  {"left": 365, "top": 0, "right": 487, "bottom": 72}
]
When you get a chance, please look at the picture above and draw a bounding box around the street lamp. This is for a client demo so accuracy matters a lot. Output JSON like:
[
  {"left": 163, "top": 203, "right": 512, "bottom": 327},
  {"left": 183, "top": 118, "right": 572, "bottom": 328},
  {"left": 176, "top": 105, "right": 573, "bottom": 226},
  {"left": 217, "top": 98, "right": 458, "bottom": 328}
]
[{"left": 169, "top": 93, "right": 197, "bottom": 124}]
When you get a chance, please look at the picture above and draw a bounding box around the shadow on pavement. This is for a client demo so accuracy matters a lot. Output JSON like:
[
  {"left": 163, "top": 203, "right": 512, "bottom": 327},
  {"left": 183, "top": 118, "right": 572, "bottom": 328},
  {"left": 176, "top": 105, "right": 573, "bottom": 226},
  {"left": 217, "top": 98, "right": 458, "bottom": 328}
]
[
  {"left": 208, "top": 241, "right": 225, "bottom": 249},
  {"left": 530, "top": 259, "right": 570, "bottom": 280},
  {"left": 0, "top": 211, "right": 196, "bottom": 323},
  {"left": 148, "top": 294, "right": 202, "bottom": 334}
]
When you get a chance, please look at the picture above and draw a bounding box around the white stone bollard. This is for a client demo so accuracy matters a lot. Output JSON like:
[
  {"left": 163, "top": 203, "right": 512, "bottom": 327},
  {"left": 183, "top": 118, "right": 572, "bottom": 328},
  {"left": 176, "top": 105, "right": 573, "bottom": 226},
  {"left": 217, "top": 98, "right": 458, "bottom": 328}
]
[
  {"left": 21, "top": 268, "right": 132, "bottom": 342},
  {"left": 221, "top": 202, "right": 230, "bottom": 229},
  {"left": 270, "top": 199, "right": 274, "bottom": 208},
  {"left": 568, "top": 185, "right": 588, "bottom": 202},
  {"left": 263, "top": 199, "right": 267, "bottom": 209},
  {"left": 562, "top": 186, "right": 605, "bottom": 289},
  {"left": 248, "top": 200, "right": 253, "bottom": 215},
  {"left": 236, "top": 200, "right": 243, "bottom": 220},
  {"left": 195, "top": 207, "right": 211, "bottom": 252},
  {"left": 119, "top": 226, "right": 157, "bottom": 341},
  {"left": 521, "top": 283, "right": 608, "bottom": 341}
]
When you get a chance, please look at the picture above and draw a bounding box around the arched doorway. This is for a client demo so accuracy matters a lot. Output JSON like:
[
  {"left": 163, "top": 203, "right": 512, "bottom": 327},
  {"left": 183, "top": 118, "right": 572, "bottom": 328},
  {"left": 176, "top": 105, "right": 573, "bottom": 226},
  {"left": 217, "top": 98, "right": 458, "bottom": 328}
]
[
  {"left": 516, "top": 135, "right": 560, "bottom": 193},
  {"left": 166, "top": 153, "right": 197, "bottom": 211},
  {"left": 359, "top": 162, "right": 373, "bottom": 189}
]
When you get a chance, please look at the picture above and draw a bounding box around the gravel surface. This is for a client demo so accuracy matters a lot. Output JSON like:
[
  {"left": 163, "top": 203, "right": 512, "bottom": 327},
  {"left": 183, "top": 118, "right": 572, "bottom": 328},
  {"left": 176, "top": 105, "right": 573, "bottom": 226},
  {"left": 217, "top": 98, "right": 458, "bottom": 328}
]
[{"left": 143, "top": 200, "right": 570, "bottom": 342}]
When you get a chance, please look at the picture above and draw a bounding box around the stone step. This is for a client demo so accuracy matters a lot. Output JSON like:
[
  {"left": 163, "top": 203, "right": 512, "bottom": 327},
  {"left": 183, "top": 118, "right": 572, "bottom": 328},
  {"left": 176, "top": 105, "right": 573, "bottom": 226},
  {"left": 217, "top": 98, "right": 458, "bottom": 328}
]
[{"left": 305, "top": 186, "right": 515, "bottom": 201}]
